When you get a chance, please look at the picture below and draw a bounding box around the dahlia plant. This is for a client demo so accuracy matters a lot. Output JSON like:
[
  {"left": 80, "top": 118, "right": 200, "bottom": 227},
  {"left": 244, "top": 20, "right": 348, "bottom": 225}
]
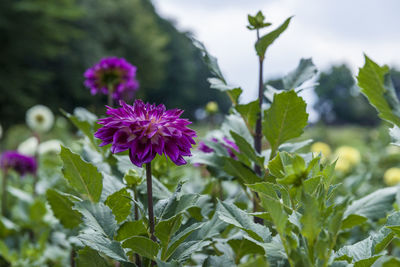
[
  {"left": 3, "top": 9, "right": 397, "bottom": 267},
  {"left": 95, "top": 99, "right": 196, "bottom": 244}
]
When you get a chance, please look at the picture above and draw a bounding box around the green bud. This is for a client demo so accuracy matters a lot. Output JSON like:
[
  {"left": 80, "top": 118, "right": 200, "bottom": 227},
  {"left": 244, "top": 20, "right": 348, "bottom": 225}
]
[
  {"left": 247, "top": 10, "right": 271, "bottom": 30},
  {"left": 123, "top": 169, "right": 144, "bottom": 187},
  {"left": 205, "top": 101, "right": 219, "bottom": 114}
]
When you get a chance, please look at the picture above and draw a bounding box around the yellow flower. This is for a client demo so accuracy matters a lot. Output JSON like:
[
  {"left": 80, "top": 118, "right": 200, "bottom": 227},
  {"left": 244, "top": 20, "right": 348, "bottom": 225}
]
[
  {"left": 335, "top": 159, "right": 351, "bottom": 173},
  {"left": 384, "top": 168, "right": 400, "bottom": 186},
  {"left": 310, "top": 142, "right": 331, "bottom": 158},
  {"left": 334, "top": 146, "right": 361, "bottom": 172},
  {"left": 205, "top": 101, "right": 218, "bottom": 114}
]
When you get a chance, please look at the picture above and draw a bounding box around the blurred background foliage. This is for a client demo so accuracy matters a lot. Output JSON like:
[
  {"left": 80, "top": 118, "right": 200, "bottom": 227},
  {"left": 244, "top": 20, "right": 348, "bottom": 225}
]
[
  {"left": 2, "top": 0, "right": 400, "bottom": 131},
  {"left": 0, "top": 0, "right": 230, "bottom": 129}
]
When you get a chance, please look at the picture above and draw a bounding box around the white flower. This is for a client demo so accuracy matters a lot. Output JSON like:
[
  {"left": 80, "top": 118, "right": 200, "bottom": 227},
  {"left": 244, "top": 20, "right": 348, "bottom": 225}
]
[
  {"left": 38, "top": 139, "right": 63, "bottom": 155},
  {"left": 26, "top": 105, "right": 54, "bottom": 133},
  {"left": 17, "top": 136, "right": 39, "bottom": 156}
]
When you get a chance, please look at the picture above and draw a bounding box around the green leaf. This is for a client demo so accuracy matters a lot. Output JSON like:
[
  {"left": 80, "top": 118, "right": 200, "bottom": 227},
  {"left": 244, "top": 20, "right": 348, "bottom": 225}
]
[
  {"left": 116, "top": 220, "right": 147, "bottom": 241},
  {"left": 267, "top": 152, "right": 313, "bottom": 186},
  {"left": 155, "top": 214, "right": 183, "bottom": 249},
  {"left": 282, "top": 58, "right": 317, "bottom": 90},
  {"left": 29, "top": 199, "right": 47, "bottom": 222},
  {"left": 279, "top": 139, "right": 313, "bottom": 153},
  {"left": 341, "top": 214, "right": 368, "bottom": 230},
  {"left": 122, "top": 236, "right": 160, "bottom": 260},
  {"left": 167, "top": 214, "right": 226, "bottom": 262},
  {"left": 344, "top": 187, "right": 397, "bottom": 220},
  {"left": 222, "top": 114, "right": 253, "bottom": 145},
  {"left": 239, "top": 255, "right": 269, "bottom": 267},
  {"left": 164, "top": 222, "right": 204, "bottom": 261},
  {"left": 389, "top": 125, "right": 400, "bottom": 146},
  {"left": 78, "top": 232, "right": 127, "bottom": 262},
  {"left": 60, "top": 146, "right": 103, "bottom": 202},
  {"left": 247, "top": 183, "right": 289, "bottom": 234},
  {"left": 0, "top": 240, "right": 17, "bottom": 263},
  {"left": 194, "top": 40, "right": 225, "bottom": 81},
  {"left": 76, "top": 247, "right": 109, "bottom": 267},
  {"left": 247, "top": 182, "right": 291, "bottom": 208},
  {"left": 354, "top": 256, "right": 381, "bottom": 267},
  {"left": 74, "top": 201, "right": 117, "bottom": 239},
  {"left": 62, "top": 109, "right": 99, "bottom": 149},
  {"left": 207, "top": 77, "right": 233, "bottom": 91},
  {"left": 236, "top": 100, "right": 259, "bottom": 129},
  {"left": 255, "top": 16, "right": 292, "bottom": 58},
  {"left": 336, "top": 237, "right": 375, "bottom": 262},
  {"left": 75, "top": 201, "right": 126, "bottom": 261},
  {"left": 204, "top": 255, "right": 235, "bottom": 267},
  {"left": 185, "top": 212, "right": 227, "bottom": 242},
  {"left": 216, "top": 201, "right": 271, "bottom": 242},
  {"left": 372, "top": 256, "right": 400, "bottom": 267},
  {"left": 357, "top": 55, "right": 400, "bottom": 127},
  {"left": 227, "top": 88, "right": 243, "bottom": 105},
  {"left": 223, "top": 157, "right": 262, "bottom": 184},
  {"left": 230, "top": 131, "right": 265, "bottom": 167},
  {"left": 105, "top": 188, "right": 132, "bottom": 223},
  {"left": 46, "top": 189, "right": 82, "bottom": 229},
  {"left": 228, "top": 238, "right": 265, "bottom": 264},
  {"left": 154, "top": 184, "right": 199, "bottom": 220},
  {"left": 155, "top": 259, "right": 181, "bottom": 267},
  {"left": 101, "top": 172, "right": 125, "bottom": 202},
  {"left": 263, "top": 90, "right": 308, "bottom": 157},
  {"left": 300, "top": 193, "right": 321, "bottom": 246}
]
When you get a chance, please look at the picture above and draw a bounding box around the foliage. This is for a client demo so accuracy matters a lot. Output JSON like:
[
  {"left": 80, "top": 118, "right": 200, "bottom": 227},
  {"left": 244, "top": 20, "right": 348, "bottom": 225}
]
[{"left": 1, "top": 8, "right": 400, "bottom": 267}]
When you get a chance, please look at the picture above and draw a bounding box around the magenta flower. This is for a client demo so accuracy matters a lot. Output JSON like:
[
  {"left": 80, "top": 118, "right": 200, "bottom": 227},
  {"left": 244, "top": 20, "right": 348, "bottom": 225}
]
[
  {"left": 94, "top": 100, "right": 197, "bottom": 167},
  {"left": 84, "top": 57, "right": 139, "bottom": 100},
  {"left": 198, "top": 137, "right": 239, "bottom": 159},
  {"left": 0, "top": 151, "right": 37, "bottom": 176}
]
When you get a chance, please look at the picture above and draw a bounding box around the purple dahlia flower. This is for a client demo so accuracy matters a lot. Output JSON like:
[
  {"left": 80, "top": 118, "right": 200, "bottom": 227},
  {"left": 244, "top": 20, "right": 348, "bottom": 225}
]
[
  {"left": 84, "top": 57, "right": 139, "bottom": 100},
  {"left": 198, "top": 137, "right": 239, "bottom": 159},
  {"left": 0, "top": 151, "right": 37, "bottom": 176},
  {"left": 94, "top": 100, "right": 197, "bottom": 167}
]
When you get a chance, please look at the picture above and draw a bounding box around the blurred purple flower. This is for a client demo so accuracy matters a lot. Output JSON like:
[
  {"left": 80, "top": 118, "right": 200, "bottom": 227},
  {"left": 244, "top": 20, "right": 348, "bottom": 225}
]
[
  {"left": 84, "top": 57, "right": 139, "bottom": 100},
  {"left": 198, "top": 137, "right": 239, "bottom": 159},
  {"left": 0, "top": 151, "right": 37, "bottom": 176},
  {"left": 95, "top": 100, "right": 197, "bottom": 167}
]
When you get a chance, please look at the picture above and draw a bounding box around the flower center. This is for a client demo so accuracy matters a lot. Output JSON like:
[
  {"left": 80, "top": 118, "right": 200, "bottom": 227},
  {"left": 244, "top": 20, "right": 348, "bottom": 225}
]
[
  {"left": 35, "top": 114, "right": 45, "bottom": 124},
  {"left": 98, "top": 68, "right": 125, "bottom": 91}
]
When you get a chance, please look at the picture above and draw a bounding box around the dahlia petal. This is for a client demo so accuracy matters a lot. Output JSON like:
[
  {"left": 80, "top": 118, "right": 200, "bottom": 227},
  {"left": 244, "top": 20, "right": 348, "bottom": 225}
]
[{"left": 95, "top": 99, "right": 196, "bottom": 167}]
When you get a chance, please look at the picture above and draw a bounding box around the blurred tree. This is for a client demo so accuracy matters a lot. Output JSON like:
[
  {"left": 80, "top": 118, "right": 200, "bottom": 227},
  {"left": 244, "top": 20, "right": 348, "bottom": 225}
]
[
  {"left": 0, "top": 0, "right": 228, "bottom": 129},
  {"left": 314, "top": 64, "right": 379, "bottom": 125},
  {"left": 0, "top": 0, "right": 82, "bottom": 128}
]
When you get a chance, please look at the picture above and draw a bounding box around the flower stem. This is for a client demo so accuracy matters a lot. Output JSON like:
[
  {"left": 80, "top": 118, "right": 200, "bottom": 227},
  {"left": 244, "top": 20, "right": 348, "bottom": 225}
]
[
  {"left": 133, "top": 186, "right": 142, "bottom": 267},
  {"left": 253, "top": 28, "right": 264, "bottom": 225},
  {"left": 146, "top": 163, "right": 156, "bottom": 242},
  {"left": 70, "top": 247, "right": 76, "bottom": 267},
  {"left": 108, "top": 90, "right": 114, "bottom": 107},
  {"left": 1, "top": 169, "right": 8, "bottom": 217}
]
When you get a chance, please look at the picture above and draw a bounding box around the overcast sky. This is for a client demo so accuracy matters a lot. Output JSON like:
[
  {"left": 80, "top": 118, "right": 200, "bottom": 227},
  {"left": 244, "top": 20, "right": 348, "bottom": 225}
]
[{"left": 154, "top": 0, "right": 400, "bottom": 105}]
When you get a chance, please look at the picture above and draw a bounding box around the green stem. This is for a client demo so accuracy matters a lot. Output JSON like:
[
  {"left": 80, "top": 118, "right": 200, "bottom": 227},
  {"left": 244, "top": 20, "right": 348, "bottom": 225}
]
[
  {"left": 108, "top": 89, "right": 113, "bottom": 107},
  {"left": 146, "top": 163, "right": 156, "bottom": 266},
  {"left": 70, "top": 248, "right": 76, "bottom": 267},
  {"left": 1, "top": 169, "right": 8, "bottom": 217},
  {"left": 133, "top": 186, "right": 142, "bottom": 267},
  {"left": 253, "top": 28, "right": 265, "bottom": 225},
  {"left": 146, "top": 163, "right": 156, "bottom": 242}
]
